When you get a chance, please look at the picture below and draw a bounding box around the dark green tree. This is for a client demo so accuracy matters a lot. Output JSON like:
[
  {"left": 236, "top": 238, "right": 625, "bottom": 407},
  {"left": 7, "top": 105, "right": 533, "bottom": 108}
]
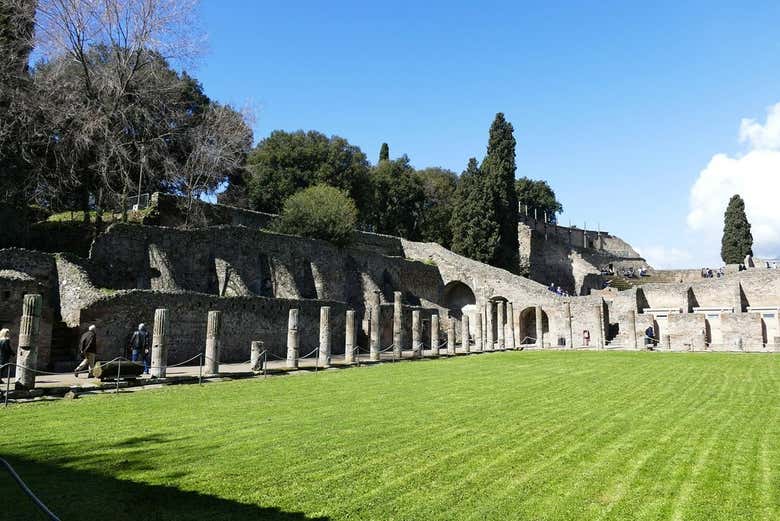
[
  {"left": 368, "top": 155, "right": 425, "bottom": 239},
  {"left": 721, "top": 194, "right": 753, "bottom": 264},
  {"left": 273, "top": 184, "right": 358, "bottom": 247},
  {"left": 450, "top": 158, "right": 501, "bottom": 263},
  {"left": 515, "top": 177, "right": 563, "bottom": 223},
  {"left": 245, "top": 130, "right": 372, "bottom": 217},
  {"left": 481, "top": 113, "right": 519, "bottom": 272},
  {"left": 0, "top": 0, "right": 36, "bottom": 202},
  {"left": 379, "top": 142, "right": 389, "bottom": 162},
  {"left": 416, "top": 167, "right": 458, "bottom": 248}
]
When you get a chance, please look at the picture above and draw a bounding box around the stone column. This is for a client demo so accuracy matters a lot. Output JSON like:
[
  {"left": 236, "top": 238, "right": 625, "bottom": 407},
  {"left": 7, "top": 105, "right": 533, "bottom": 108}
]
[
  {"left": 318, "top": 306, "right": 331, "bottom": 367},
  {"left": 482, "top": 305, "right": 488, "bottom": 349},
  {"left": 535, "top": 305, "right": 544, "bottom": 348},
  {"left": 411, "top": 310, "right": 422, "bottom": 358},
  {"left": 15, "top": 294, "right": 42, "bottom": 389},
  {"left": 286, "top": 308, "right": 299, "bottom": 369},
  {"left": 393, "top": 291, "right": 403, "bottom": 359},
  {"left": 474, "top": 310, "right": 483, "bottom": 352},
  {"left": 204, "top": 310, "right": 222, "bottom": 375},
  {"left": 506, "top": 302, "right": 516, "bottom": 350},
  {"left": 595, "top": 305, "right": 605, "bottom": 349},
  {"left": 627, "top": 310, "right": 638, "bottom": 350},
  {"left": 250, "top": 341, "right": 264, "bottom": 372},
  {"left": 344, "top": 310, "right": 356, "bottom": 364},
  {"left": 733, "top": 283, "right": 743, "bottom": 313},
  {"left": 430, "top": 313, "right": 440, "bottom": 357},
  {"left": 447, "top": 318, "right": 456, "bottom": 355},
  {"left": 497, "top": 301, "right": 505, "bottom": 350},
  {"left": 564, "top": 302, "right": 574, "bottom": 349},
  {"left": 514, "top": 303, "right": 522, "bottom": 346},
  {"left": 486, "top": 301, "right": 494, "bottom": 351},
  {"left": 150, "top": 308, "right": 169, "bottom": 378},
  {"left": 461, "top": 314, "right": 470, "bottom": 353},
  {"left": 370, "top": 291, "right": 381, "bottom": 361}
]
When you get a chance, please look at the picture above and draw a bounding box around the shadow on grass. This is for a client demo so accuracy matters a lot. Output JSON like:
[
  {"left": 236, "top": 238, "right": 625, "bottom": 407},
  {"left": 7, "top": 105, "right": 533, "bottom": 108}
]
[{"left": 1, "top": 455, "right": 329, "bottom": 521}]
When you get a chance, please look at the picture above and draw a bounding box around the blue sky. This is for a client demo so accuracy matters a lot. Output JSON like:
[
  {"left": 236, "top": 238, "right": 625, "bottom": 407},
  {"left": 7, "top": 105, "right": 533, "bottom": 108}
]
[{"left": 195, "top": 1, "right": 780, "bottom": 268}]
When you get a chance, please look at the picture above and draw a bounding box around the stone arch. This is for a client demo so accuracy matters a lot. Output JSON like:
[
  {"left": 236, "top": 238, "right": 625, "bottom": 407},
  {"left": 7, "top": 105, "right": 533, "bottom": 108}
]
[
  {"left": 518, "top": 306, "right": 549, "bottom": 344},
  {"left": 442, "top": 281, "right": 476, "bottom": 320}
]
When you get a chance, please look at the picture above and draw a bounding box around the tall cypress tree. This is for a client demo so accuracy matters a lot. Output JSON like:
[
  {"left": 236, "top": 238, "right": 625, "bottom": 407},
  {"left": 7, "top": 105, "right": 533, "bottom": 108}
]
[
  {"left": 450, "top": 158, "right": 501, "bottom": 264},
  {"left": 721, "top": 194, "right": 754, "bottom": 264},
  {"left": 379, "top": 143, "right": 389, "bottom": 162},
  {"left": 481, "top": 113, "right": 519, "bottom": 272}
]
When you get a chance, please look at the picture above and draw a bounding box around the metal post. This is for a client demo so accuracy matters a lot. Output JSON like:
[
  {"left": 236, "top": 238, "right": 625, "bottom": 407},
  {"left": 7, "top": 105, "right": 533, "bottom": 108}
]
[
  {"left": 116, "top": 359, "right": 121, "bottom": 394},
  {"left": 198, "top": 353, "right": 203, "bottom": 385},
  {"left": 4, "top": 366, "right": 10, "bottom": 407}
]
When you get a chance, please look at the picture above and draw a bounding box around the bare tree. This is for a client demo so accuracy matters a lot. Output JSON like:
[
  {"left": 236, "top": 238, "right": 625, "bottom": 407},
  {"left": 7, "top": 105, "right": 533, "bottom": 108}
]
[
  {"left": 31, "top": 0, "right": 204, "bottom": 221},
  {"left": 167, "top": 103, "right": 253, "bottom": 226}
]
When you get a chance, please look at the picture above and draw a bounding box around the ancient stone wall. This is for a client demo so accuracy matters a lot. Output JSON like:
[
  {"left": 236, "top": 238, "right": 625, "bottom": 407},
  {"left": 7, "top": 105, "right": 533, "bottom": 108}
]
[
  {"left": 89, "top": 224, "right": 443, "bottom": 311},
  {"left": 0, "top": 271, "right": 54, "bottom": 369},
  {"left": 78, "top": 291, "right": 348, "bottom": 363},
  {"left": 719, "top": 313, "right": 764, "bottom": 351},
  {"left": 667, "top": 314, "right": 706, "bottom": 350}
]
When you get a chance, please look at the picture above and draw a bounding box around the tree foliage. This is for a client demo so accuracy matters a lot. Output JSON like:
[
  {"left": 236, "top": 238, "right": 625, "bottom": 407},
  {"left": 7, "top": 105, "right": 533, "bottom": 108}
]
[
  {"left": 416, "top": 167, "right": 457, "bottom": 248},
  {"left": 0, "top": 0, "right": 36, "bottom": 202},
  {"left": 515, "top": 177, "right": 563, "bottom": 222},
  {"left": 379, "top": 142, "right": 389, "bottom": 162},
  {"left": 721, "top": 194, "right": 753, "bottom": 264},
  {"left": 480, "top": 113, "right": 519, "bottom": 272},
  {"left": 450, "top": 158, "right": 501, "bottom": 263},
  {"left": 246, "top": 130, "right": 372, "bottom": 217},
  {"left": 273, "top": 184, "right": 358, "bottom": 247},
  {"left": 368, "top": 155, "right": 425, "bottom": 239}
]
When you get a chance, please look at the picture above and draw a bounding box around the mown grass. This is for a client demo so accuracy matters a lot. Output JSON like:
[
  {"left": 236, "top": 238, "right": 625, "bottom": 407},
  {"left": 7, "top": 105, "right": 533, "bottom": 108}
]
[{"left": 2, "top": 351, "right": 780, "bottom": 520}]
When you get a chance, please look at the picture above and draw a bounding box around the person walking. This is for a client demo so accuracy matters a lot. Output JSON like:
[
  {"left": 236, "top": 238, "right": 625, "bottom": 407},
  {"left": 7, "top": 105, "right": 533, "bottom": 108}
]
[
  {"left": 129, "top": 323, "right": 151, "bottom": 374},
  {"left": 74, "top": 325, "right": 98, "bottom": 378},
  {"left": 0, "top": 328, "right": 14, "bottom": 384}
]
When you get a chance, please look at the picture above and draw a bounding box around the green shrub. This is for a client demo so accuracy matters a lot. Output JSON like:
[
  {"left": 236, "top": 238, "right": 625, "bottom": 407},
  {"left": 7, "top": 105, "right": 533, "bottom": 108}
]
[{"left": 273, "top": 184, "right": 357, "bottom": 246}]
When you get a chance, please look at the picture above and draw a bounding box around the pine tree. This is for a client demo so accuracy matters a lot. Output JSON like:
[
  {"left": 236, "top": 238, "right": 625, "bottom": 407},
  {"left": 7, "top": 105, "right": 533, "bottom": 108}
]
[
  {"left": 450, "top": 158, "right": 501, "bottom": 264},
  {"left": 379, "top": 143, "right": 389, "bottom": 162},
  {"left": 721, "top": 194, "right": 754, "bottom": 264},
  {"left": 481, "top": 113, "right": 519, "bottom": 272}
]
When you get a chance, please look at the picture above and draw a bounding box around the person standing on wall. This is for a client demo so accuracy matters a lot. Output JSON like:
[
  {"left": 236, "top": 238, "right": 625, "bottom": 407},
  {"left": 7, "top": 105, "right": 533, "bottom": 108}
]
[
  {"left": 129, "top": 323, "right": 151, "bottom": 374},
  {"left": 0, "top": 328, "right": 14, "bottom": 384},
  {"left": 74, "top": 325, "right": 98, "bottom": 378}
]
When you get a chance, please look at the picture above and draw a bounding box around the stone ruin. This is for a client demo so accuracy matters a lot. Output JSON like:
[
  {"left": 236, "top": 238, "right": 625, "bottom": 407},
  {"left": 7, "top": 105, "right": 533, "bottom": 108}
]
[{"left": 1, "top": 193, "right": 779, "bottom": 381}]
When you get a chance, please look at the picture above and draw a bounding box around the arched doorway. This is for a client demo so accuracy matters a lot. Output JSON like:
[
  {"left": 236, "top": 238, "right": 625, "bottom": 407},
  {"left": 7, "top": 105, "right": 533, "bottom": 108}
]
[
  {"left": 518, "top": 306, "right": 549, "bottom": 344},
  {"left": 442, "top": 281, "right": 476, "bottom": 319}
]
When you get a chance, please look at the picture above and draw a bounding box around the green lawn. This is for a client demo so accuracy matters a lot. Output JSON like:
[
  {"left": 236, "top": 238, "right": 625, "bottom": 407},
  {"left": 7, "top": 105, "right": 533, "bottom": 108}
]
[{"left": 2, "top": 351, "right": 780, "bottom": 520}]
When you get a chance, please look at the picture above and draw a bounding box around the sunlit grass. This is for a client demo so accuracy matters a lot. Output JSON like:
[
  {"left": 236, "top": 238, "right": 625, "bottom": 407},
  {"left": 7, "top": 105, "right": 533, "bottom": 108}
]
[{"left": 2, "top": 351, "right": 779, "bottom": 520}]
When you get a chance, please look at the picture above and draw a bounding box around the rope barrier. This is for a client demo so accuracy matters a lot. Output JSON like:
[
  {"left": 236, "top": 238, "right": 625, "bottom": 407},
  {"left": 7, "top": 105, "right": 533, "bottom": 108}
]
[{"left": 0, "top": 457, "right": 61, "bottom": 521}]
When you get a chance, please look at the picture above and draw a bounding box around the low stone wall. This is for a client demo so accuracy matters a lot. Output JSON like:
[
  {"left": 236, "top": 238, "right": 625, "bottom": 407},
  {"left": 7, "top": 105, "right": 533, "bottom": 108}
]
[
  {"left": 78, "top": 291, "right": 348, "bottom": 363},
  {"left": 0, "top": 273, "right": 54, "bottom": 369},
  {"left": 667, "top": 314, "right": 706, "bottom": 351}
]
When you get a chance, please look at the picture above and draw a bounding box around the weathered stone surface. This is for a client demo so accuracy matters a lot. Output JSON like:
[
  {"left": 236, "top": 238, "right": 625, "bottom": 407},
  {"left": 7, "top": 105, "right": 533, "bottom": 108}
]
[
  {"left": 15, "top": 294, "right": 42, "bottom": 389},
  {"left": 497, "top": 301, "right": 505, "bottom": 350},
  {"left": 461, "top": 314, "right": 470, "bottom": 353},
  {"left": 412, "top": 310, "right": 422, "bottom": 358},
  {"left": 474, "top": 310, "right": 483, "bottom": 352},
  {"left": 370, "top": 291, "right": 381, "bottom": 361},
  {"left": 286, "top": 309, "right": 299, "bottom": 369},
  {"left": 250, "top": 340, "right": 264, "bottom": 372},
  {"left": 447, "top": 318, "right": 456, "bottom": 356},
  {"left": 430, "top": 313, "right": 440, "bottom": 357},
  {"left": 344, "top": 310, "right": 356, "bottom": 364},
  {"left": 204, "top": 310, "right": 222, "bottom": 375},
  {"left": 506, "top": 302, "right": 515, "bottom": 350},
  {"left": 393, "top": 291, "right": 403, "bottom": 359},
  {"left": 150, "top": 308, "right": 169, "bottom": 378},
  {"left": 318, "top": 306, "right": 331, "bottom": 367}
]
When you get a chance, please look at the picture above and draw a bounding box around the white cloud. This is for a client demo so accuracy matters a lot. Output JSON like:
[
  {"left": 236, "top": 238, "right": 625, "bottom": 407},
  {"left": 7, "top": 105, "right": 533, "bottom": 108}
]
[
  {"left": 636, "top": 245, "right": 693, "bottom": 270},
  {"left": 739, "top": 103, "right": 780, "bottom": 150},
  {"left": 687, "top": 104, "right": 780, "bottom": 262}
]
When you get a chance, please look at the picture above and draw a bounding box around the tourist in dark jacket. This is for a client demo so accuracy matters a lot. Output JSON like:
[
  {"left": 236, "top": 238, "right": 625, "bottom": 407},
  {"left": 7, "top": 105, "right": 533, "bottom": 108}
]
[
  {"left": 0, "top": 328, "right": 13, "bottom": 383},
  {"left": 129, "top": 323, "right": 151, "bottom": 374},
  {"left": 74, "top": 325, "right": 98, "bottom": 378}
]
